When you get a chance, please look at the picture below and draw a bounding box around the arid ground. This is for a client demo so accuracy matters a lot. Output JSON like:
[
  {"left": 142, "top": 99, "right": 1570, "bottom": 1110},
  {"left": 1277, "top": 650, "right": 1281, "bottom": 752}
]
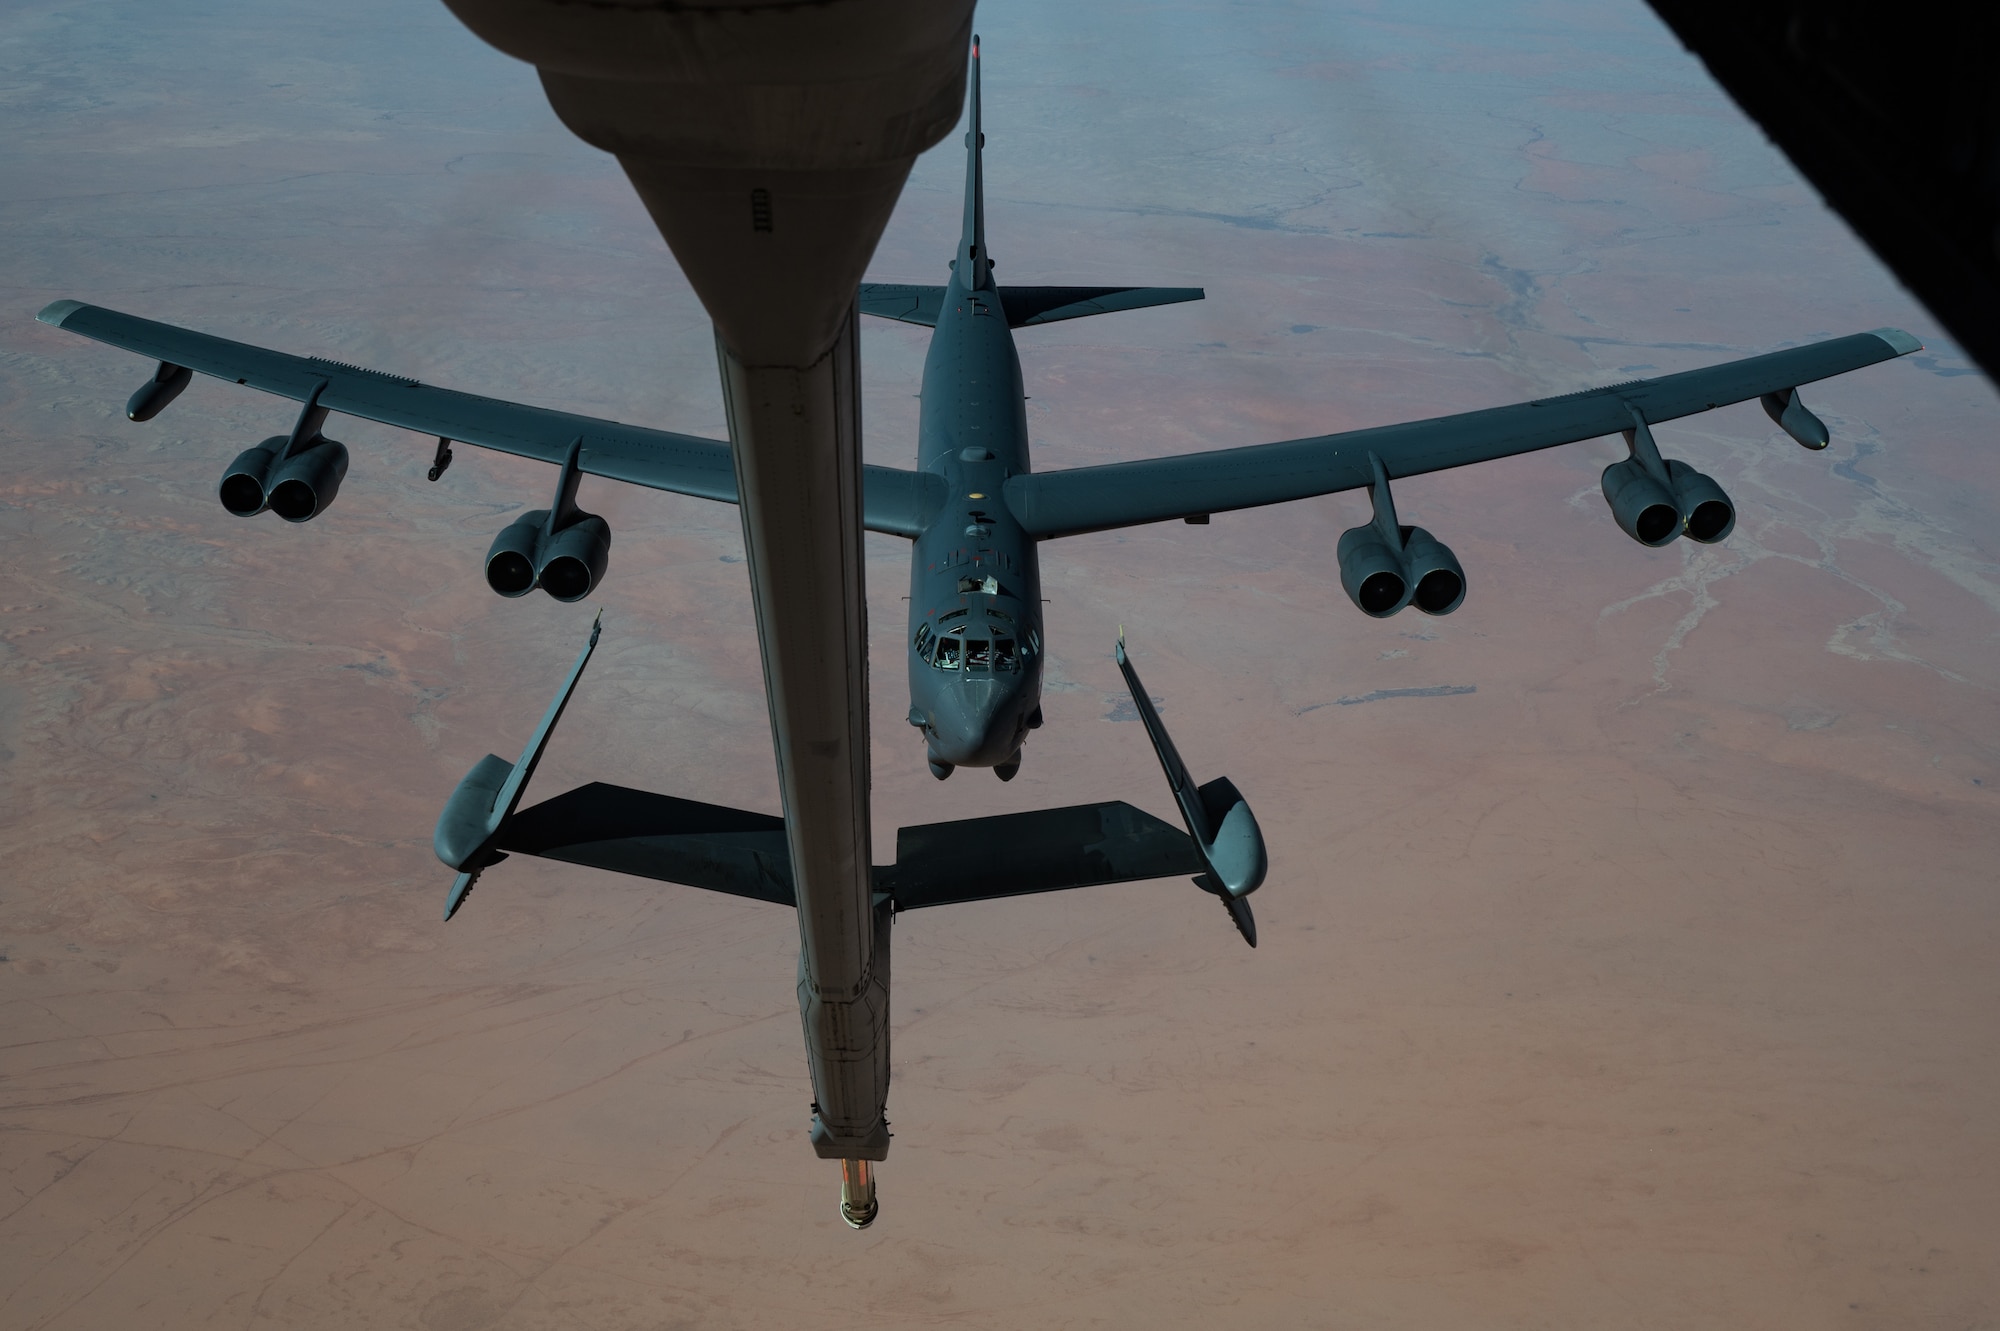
[{"left": 3, "top": 1, "right": 1997, "bottom": 1326}]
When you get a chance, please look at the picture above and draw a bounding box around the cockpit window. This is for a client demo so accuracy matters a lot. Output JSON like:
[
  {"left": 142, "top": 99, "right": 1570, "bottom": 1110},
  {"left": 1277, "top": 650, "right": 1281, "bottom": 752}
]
[
  {"left": 957, "top": 575, "right": 1003, "bottom": 596},
  {"left": 933, "top": 636, "right": 961, "bottom": 669},
  {"left": 939, "top": 608, "right": 968, "bottom": 624},
  {"left": 994, "top": 637, "right": 1017, "bottom": 670},
  {"left": 965, "top": 639, "right": 991, "bottom": 671},
  {"left": 914, "top": 624, "right": 932, "bottom": 655},
  {"left": 987, "top": 607, "right": 1013, "bottom": 624}
]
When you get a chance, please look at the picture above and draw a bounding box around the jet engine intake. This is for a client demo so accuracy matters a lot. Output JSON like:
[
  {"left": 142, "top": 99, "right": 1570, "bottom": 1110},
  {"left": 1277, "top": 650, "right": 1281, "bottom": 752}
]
[
  {"left": 1665, "top": 460, "right": 1735, "bottom": 544},
  {"left": 219, "top": 439, "right": 283, "bottom": 516},
  {"left": 1338, "top": 454, "right": 1469, "bottom": 617},
  {"left": 218, "top": 383, "right": 346, "bottom": 522},
  {"left": 1604, "top": 413, "right": 1737, "bottom": 548},
  {"left": 1336, "top": 523, "right": 1411, "bottom": 617},
  {"left": 538, "top": 514, "right": 611, "bottom": 602},
  {"left": 1402, "top": 526, "right": 1467, "bottom": 616},
  {"left": 486, "top": 511, "right": 547, "bottom": 597},
  {"left": 1601, "top": 457, "right": 1682, "bottom": 547},
  {"left": 484, "top": 508, "right": 613, "bottom": 601},
  {"left": 265, "top": 439, "right": 349, "bottom": 523}
]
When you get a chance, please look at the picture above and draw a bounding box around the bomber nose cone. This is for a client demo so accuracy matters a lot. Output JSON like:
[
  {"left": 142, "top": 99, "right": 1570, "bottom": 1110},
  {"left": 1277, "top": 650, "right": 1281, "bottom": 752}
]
[{"left": 925, "top": 675, "right": 1028, "bottom": 767}]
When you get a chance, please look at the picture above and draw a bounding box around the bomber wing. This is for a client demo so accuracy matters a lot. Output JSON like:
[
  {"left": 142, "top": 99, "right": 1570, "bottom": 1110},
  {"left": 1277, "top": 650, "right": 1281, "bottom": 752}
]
[
  {"left": 1002, "top": 329, "right": 1921, "bottom": 538},
  {"left": 36, "top": 301, "right": 945, "bottom": 538}
]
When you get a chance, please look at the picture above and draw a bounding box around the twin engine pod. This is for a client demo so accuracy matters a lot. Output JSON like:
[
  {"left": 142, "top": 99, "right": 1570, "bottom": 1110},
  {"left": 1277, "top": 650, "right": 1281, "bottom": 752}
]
[
  {"left": 1601, "top": 414, "right": 1736, "bottom": 548},
  {"left": 219, "top": 435, "right": 350, "bottom": 523},
  {"left": 1336, "top": 522, "right": 1466, "bottom": 618},
  {"left": 1336, "top": 453, "right": 1467, "bottom": 619},
  {"left": 215, "top": 379, "right": 348, "bottom": 523},
  {"left": 485, "top": 508, "right": 611, "bottom": 602},
  {"left": 484, "top": 436, "right": 612, "bottom": 602}
]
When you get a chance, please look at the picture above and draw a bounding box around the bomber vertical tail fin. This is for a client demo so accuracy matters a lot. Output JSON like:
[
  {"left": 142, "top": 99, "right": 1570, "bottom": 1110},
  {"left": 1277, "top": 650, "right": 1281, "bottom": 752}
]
[
  {"left": 956, "top": 35, "right": 991, "bottom": 292},
  {"left": 1113, "top": 630, "right": 1267, "bottom": 947}
]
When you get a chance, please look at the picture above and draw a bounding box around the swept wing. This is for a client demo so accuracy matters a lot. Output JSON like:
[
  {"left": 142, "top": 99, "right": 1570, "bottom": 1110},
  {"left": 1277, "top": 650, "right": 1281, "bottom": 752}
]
[
  {"left": 36, "top": 301, "right": 944, "bottom": 538},
  {"left": 1003, "top": 329, "right": 1921, "bottom": 538}
]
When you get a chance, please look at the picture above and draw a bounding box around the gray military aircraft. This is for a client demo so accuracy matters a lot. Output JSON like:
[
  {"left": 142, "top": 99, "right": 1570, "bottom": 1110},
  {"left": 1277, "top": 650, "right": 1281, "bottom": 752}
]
[{"left": 36, "top": 41, "right": 1918, "bottom": 1226}]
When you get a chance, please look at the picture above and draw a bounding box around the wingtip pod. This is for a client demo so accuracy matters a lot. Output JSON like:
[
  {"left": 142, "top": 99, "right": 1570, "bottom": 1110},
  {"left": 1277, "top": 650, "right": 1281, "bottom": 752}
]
[{"left": 36, "top": 299, "right": 86, "bottom": 328}]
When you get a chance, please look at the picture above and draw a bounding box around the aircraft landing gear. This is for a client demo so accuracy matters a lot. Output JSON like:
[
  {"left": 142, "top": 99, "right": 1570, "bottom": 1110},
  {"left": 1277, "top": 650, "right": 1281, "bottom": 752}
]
[{"left": 839, "top": 1158, "right": 878, "bottom": 1229}]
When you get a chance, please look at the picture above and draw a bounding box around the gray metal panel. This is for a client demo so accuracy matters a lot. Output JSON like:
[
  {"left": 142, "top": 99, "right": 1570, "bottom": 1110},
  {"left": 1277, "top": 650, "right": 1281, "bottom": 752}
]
[
  {"left": 500, "top": 782, "right": 795, "bottom": 907},
  {"left": 36, "top": 301, "right": 941, "bottom": 538},
  {"left": 1003, "top": 329, "right": 1920, "bottom": 538},
  {"left": 881, "top": 800, "right": 1202, "bottom": 910}
]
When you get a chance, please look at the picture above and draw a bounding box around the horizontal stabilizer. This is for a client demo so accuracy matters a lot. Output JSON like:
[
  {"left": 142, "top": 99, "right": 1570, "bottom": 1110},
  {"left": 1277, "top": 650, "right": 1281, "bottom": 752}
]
[
  {"left": 998, "top": 286, "right": 1204, "bottom": 328},
  {"left": 880, "top": 800, "right": 1201, "bottom": 910},
  {"left": 858, "top": 284, "right": 948, "bottom": 327},
  {"left": 499, "top": 782, "right": 794, "bottom": 907},
  {"left": 487, "top": 787, "right": 1203, "bottom": 913},
  {"left": 857, "top": 283, "right": 1204, "bottom": 329}
]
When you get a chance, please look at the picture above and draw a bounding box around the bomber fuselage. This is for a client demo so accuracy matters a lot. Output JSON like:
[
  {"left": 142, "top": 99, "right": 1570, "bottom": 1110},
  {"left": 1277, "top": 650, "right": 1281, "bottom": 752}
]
[{"left": 905, "top": 275, "right": 1043, "bottom": 777}]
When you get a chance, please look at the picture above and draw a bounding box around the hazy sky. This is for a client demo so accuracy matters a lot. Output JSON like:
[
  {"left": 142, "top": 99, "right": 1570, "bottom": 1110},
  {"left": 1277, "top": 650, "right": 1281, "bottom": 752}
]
[{"left": 4, "top": 2, "right": 1997, "bottom": 1327}]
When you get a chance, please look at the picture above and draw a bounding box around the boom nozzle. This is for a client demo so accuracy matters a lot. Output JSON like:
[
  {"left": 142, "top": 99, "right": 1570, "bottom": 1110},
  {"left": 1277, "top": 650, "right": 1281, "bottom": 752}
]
[{"left": 839, "top": 1158, "right": 879, "bottom": 1229}]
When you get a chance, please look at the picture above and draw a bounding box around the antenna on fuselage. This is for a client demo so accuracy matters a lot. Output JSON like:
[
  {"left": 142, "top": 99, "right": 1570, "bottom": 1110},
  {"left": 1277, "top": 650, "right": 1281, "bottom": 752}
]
[{"left": 957, "top": 35, "right": 992, "bottom": 292}]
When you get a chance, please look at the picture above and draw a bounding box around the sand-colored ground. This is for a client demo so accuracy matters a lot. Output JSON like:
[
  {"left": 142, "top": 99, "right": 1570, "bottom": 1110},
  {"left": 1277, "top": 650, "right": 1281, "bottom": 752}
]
[{"left": 3, "top": 1, "right": 1997, "bottom": 1326}]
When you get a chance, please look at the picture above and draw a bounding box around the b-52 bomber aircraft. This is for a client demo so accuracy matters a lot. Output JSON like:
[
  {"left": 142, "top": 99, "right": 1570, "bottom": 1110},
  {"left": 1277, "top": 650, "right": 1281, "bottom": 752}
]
[{"left": 37, "top": 44, "right": 1918, "bottom": 1226}]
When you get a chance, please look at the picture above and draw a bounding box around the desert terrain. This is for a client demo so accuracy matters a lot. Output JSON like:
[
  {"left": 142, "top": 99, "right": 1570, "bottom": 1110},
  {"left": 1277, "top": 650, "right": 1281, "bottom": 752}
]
[{"left": 3, "top": 1, "right": 1997, "bottom": 1326}]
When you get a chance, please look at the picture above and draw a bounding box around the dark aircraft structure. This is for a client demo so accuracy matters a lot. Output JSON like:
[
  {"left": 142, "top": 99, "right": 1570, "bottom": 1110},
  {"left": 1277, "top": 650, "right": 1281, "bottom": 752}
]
[
  {"left": 37, "top": 41, "right": 1920, "bottom": 1226},
  {"left": 1643, "top": 0, "right": 2000, "bottom": 382}
]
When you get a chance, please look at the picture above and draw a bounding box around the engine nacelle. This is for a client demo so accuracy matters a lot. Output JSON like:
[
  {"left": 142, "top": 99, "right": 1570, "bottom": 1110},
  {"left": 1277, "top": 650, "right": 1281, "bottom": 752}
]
[
  {"left": 1665, "top": 460, "right": 1734, "bottom": 544},
  {"left": 265, "top": 439, "right": 348, "bottom": 523},
  {"left": 1402, "top": 526, "right": 1466, "bottom": 615},
  {"left": 219, "top": 439, "right": 283, "bottom": 516},
  {"left": 1601, "top": 457, "right": 1682, "bottom": 547},
  {"left": 486, "top": 510, "right": 547, "bottom": 597},
  {"left": 537, "top": 514, "right": 611, "bottom": 602},
  {"left": 127, "top": 362, "right": 192, "bottom": 422},
  {"left": 218, "top": 435, "right": 348, "bottom": 522},
  {"left": 1337, "top": 524, "right": 1411, "bottom": 617},
  {"left": 483, "top": 510, "right": 612, "bottom": 600}
]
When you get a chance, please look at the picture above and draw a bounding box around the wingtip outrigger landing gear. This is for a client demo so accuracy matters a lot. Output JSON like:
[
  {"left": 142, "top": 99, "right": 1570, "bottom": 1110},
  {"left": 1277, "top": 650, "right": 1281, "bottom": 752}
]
[
  {"left": 427, "top": 435, "right": 454, "bottom": 482},
  {"left": 1113, "top": 628, "right": 1267, "bottom": 947}
]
